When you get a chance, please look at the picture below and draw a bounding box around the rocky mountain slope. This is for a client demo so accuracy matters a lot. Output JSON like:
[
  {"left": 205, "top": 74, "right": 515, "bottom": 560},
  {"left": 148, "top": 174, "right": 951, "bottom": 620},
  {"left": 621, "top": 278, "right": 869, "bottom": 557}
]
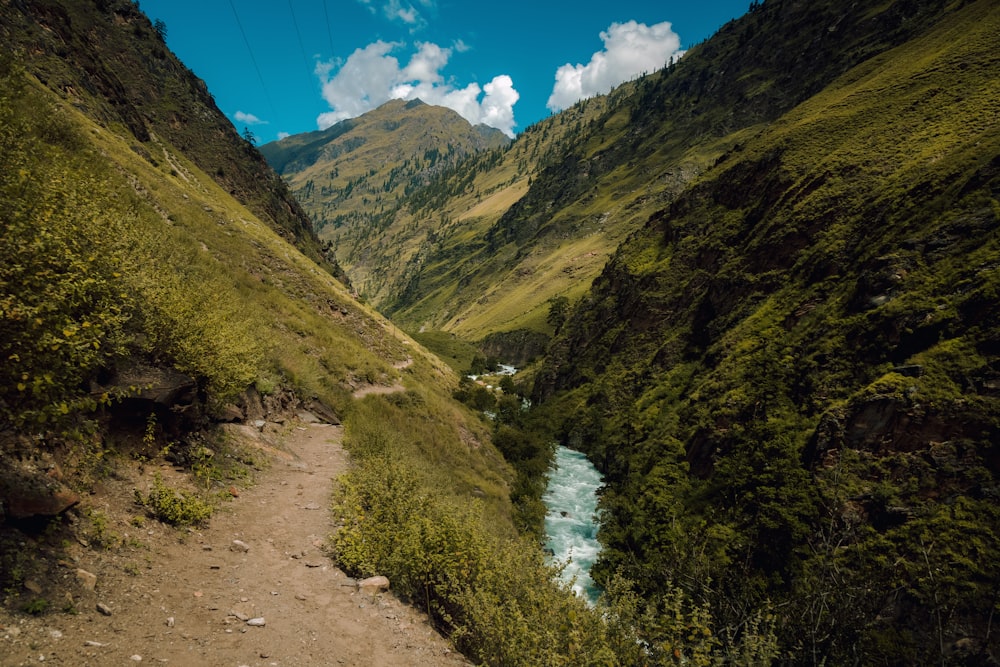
[{"left": 260, "top": 100, "right": 509, "bottom": 297}]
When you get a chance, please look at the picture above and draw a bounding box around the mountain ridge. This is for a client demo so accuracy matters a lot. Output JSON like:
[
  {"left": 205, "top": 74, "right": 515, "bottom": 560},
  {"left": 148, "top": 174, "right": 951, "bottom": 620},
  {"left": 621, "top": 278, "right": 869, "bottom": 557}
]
[{"left": 260, "top": 99, "right": 510, "bottom": 295}]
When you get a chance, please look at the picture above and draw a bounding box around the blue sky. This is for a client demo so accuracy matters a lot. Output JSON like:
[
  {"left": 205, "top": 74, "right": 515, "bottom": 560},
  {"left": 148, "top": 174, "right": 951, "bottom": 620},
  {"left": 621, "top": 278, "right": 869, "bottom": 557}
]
[{"left": 141, "top": 0, "right": 751, "bottom": 143}]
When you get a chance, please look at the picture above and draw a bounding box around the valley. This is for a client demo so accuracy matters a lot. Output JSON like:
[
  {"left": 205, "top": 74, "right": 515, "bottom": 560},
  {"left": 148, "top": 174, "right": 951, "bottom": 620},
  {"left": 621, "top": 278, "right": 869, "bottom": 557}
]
[{"left": 2, "top": 0, "right": 999, "bottom": 663}]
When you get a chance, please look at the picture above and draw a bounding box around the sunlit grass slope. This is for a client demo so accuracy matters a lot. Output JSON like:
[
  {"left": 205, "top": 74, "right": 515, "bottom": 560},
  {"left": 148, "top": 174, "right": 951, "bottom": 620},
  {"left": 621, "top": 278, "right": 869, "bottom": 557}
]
[
  {"left": 358, "top": 0, "right": 954, "bottom": 348},
  {"left": 0, "top": 59, "right": 511, "bottom": 518}
]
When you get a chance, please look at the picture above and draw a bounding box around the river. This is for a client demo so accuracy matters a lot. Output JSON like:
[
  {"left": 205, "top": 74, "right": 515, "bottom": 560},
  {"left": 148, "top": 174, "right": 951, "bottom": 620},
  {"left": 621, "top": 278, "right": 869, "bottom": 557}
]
[{"left": 543, "top": 446, "right": 604, "bottom": 604}]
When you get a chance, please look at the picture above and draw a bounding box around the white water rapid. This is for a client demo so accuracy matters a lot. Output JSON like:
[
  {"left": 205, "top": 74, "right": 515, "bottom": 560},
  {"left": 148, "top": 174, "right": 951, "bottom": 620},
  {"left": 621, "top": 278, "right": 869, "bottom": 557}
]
[{"left": 543, "top": 446, "right": 604, "bottom": 604}]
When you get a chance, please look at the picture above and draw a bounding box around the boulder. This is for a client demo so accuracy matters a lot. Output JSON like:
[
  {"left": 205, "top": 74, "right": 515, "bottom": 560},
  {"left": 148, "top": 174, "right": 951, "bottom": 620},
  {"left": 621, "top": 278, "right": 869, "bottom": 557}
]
[
  {"left": 102, "top": 362, "right": 197, "bottom": 409},
  {"left": 215, "top": 403, "right": 245, "bottom": 423},
  {"left": 305, "top": 399, "right": 340, "bottom": 425},
  {"left": 0, "top": 457, "right": 81, "bottom": 520},
  {"left": 357, "top": 575, "right": 390, "bottom": 594}
]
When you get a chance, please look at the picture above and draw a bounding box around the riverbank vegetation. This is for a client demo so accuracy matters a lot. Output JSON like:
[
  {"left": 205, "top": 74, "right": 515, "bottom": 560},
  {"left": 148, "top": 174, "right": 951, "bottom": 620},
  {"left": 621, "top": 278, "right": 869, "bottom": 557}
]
[{"left": 331, "top": 395, "right": 781, "bottom": 665}]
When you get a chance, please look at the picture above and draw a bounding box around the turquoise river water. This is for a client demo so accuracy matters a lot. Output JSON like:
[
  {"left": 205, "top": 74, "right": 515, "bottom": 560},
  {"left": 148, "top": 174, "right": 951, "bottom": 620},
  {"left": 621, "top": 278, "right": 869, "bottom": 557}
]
[{"left": 543, "top": 446, "right": 604, "bottom": 604}]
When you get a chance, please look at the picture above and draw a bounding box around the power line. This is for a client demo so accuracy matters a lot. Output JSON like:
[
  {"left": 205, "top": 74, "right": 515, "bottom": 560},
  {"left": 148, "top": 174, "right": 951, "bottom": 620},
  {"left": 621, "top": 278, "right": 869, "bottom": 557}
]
[
  {"left": 286, "top": 0, "right": 315, "bottom": 90},
  {"left": 322, "top": 0, "right": 336, "bottom": 60},
  {"left": 227, "top": 0, "right": 276, "bottom": 117}
]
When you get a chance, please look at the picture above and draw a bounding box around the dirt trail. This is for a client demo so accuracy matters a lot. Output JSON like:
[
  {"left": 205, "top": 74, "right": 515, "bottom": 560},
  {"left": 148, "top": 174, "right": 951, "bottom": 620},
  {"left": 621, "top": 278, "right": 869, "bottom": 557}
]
[{"left": 0, "top": 422, "right": 467, "bottom": 666}]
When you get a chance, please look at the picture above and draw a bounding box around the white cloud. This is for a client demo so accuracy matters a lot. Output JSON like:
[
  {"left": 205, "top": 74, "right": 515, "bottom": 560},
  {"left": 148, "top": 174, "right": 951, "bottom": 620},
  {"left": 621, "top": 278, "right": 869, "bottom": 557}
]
[
  {"left": 316, "top": 41, "right": 520, "bottom": 137},
  {"left": 234, "top": 110, "right": 267, "bottom": 125},
  {"left": 356, "top": 0, "right": 432, "bottom": 30},
  {"left": 547, "top": 20, "right": 684, "bottom": 112},
  {"left": 277, "top": 131, "right": 291, "bottom": 140}
]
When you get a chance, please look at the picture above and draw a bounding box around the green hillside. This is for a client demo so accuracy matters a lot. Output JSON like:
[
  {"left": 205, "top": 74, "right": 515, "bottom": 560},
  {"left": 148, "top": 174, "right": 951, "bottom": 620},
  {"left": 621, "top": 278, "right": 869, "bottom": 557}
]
[{"left": 532, "top": 0, "right": 1000, "bottom": 660}]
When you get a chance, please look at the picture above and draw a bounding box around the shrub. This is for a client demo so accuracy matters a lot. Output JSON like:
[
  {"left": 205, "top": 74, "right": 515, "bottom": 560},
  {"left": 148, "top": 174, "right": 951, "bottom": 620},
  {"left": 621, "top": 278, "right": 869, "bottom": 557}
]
[
  {"left": 331, "top": 459, "right": 615, "bottom": 666},
  {"left": 134, "top": 473, "right": 212, "bottom": 526},
  {"left": 0, "top": 63, "right": 131, "bottom": 427}
]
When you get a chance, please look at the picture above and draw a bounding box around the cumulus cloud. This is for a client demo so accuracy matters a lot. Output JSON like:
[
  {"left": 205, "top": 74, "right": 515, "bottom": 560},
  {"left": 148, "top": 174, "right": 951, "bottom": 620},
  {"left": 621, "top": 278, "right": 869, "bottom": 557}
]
[
  {"left": 234, "top": 110, "right": 267, "bottom": 125},
  {"left": 277, "top": 131, "right": 291, "bottom": 140},
  {"left": 547, "top": 20, "right": 684, "bottom": 112},
  {"left": 316, "top": 41, "right": 520, "bottom": 137}
]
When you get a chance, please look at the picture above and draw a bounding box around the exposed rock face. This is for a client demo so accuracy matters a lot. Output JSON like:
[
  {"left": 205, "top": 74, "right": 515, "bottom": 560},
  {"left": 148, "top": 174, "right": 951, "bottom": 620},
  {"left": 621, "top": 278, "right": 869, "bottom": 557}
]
[
  {"left": 102, "top": 363, "right": 199, "bottom": 410},
  {"left": 806, "top": 396, "right": 998, "bottom": 463},
  {"left": 0, "top": 457, "right": 81, "bottom": 521},
  {"left": 478, "top": 329, "right": 550, "bottom": 368}
]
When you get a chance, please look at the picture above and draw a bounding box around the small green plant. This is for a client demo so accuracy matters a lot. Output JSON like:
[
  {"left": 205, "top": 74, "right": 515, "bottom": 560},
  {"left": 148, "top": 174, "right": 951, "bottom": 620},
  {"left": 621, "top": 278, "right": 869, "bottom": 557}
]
[
  {"left": 22, "top": 598, "right": 50, "bottom": 615},
  {"left": 134, "top": 473, "right": 212, "bottom": 526},
  {"left": 86, "top": 509, "right": 123, "bottom": 550},
  {"left": 191, "top": 446, "right": 222, "bottom": 491}
]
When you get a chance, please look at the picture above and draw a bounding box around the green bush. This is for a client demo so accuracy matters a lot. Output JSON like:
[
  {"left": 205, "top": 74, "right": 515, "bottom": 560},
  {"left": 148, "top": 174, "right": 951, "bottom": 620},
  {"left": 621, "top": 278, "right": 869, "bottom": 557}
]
[
  {"left": 0, "top": 63, "right": 131, "bottom": 427},
  {"left": 331, "top": 458, "right": 615, "bottom": 666},
  {"left": 134, "top": 473, "right": 212, "bottom": 526}
]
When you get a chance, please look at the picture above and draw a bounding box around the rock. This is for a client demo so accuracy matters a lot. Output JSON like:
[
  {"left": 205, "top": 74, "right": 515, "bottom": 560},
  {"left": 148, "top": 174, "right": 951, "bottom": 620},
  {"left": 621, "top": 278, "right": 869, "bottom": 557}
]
[
  {"left": 101, "top": 362, "right": 197, "bottom": 410},
  {"left": 238, "top": 387, "right": 266, "bottom": 423},
  {"left": 96, "top": 602, "right": 112, "bottom": 616},
  {"left": 215, "top": 403, "right": 245, "bottom": 423},
  {"left": 0, "top": 458, "right": 81, "bottom": 520},
  {"left": 305, "top": 399, "right": 340, "bottom": 425},
  {"left": 246, "top": 617, "right": 266, "bottom": 627},
  {"left": 23, "top": 579, "right": 43, "bottom": 595},
  {"left": 76, "top": 569, "right": 97, "bottom": 591},
  {"left": 130, "top": 654, "right": 142, "bottom": 662},
  {"left": 231, "top": 539, "right": 250, "bottom": 552},
  {"left": 358, "top": 575, "right": 390, "bottom": 594},
  {"left": 297, "top": 410, "right": 321, "bottom": 424},
  {"left": 165, "top": 617, "right": 174, "bottom": 628}
]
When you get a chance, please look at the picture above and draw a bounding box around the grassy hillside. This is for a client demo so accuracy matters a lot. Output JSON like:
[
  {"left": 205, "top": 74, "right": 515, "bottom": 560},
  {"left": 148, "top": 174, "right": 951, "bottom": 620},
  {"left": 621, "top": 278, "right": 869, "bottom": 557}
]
[
  {"left": 0, "top": 54, "right": 508, "bottom": 498},
  {"left": 0, "top": 0, "right": 341, "bottom": 277},
  {"left": 260, "top": 99, "right": 509, "bottom": 295},
  {"left": 343, "top": 0, "right": 969, "bottom": 358},
  {"left": 534, "top": 0, "right": 1000, "bottom": 660}
]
